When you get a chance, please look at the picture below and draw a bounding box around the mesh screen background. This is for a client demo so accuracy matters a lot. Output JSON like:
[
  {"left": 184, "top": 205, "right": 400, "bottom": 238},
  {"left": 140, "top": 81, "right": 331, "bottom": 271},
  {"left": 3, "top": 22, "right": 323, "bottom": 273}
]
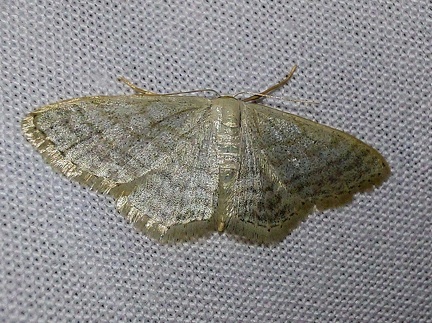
[{"left": 1, "top": 1, "right": 430, "bottom": 322}]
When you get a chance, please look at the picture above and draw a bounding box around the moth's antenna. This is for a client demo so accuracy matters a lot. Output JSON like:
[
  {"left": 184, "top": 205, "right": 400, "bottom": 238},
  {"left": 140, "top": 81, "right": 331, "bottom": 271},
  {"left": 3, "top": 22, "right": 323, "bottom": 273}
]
[
  {"left": 236, "top": 92, "right": 319, "bottom": 104},
  {"left": 242, "top": 65, "right": 298, "bottom": 102},
  {"left": 158, "top": 89, "right": 221, "bottom": 97},
  {"left": 118, "top": 77, "right": 158, "bottom": 95},
  {"left": 118, "top": 77, "right": 220, "bottom": 97}
]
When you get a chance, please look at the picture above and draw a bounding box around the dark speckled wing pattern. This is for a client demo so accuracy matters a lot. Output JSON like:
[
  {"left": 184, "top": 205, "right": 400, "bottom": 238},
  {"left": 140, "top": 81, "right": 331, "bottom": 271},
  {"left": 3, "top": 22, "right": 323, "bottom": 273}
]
[{"left": 225, "top": 102, "right": 390, "bottom": 242}]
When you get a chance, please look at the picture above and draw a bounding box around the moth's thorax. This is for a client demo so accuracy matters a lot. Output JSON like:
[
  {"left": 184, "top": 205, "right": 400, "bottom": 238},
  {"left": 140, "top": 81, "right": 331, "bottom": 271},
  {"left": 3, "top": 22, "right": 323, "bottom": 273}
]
[{"left": 213, "top": 97, "right": 241, "bottom": 127}]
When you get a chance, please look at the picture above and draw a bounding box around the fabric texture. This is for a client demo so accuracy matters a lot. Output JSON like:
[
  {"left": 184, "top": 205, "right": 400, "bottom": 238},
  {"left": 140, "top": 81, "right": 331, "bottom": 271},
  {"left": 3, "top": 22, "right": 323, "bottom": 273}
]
[{"left": 1, "top": 1, "right": 430, "bottom": 322}]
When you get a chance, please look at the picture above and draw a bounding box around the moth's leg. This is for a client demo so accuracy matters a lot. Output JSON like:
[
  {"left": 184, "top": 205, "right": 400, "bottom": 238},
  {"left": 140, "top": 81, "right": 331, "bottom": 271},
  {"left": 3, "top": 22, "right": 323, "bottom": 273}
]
[
  {"left": 118, "top": 77, "right": 158, "bottom": 96},
  {"left": 243, "top": 65, "right": 298, "bottom": 102}
]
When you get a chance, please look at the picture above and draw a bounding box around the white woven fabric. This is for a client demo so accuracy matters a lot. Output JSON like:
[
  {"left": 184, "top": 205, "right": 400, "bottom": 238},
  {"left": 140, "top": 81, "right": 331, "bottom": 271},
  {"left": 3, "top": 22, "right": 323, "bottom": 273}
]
[{"left": 1, "top": 1, "right": 430, "bottom": 322}]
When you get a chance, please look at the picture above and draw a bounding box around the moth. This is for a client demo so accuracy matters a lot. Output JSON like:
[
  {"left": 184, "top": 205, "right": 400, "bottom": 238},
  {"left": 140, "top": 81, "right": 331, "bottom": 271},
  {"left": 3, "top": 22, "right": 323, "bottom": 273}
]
[{"left": 22, "top": 66, "right": 390, "bottom": 243}]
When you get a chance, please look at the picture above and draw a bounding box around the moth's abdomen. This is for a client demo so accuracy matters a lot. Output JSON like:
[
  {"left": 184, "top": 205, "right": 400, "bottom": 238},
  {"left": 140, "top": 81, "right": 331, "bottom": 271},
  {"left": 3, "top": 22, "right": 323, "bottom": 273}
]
[{"left": 214, "top": 98, "right": 241, "bottom": 183}]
